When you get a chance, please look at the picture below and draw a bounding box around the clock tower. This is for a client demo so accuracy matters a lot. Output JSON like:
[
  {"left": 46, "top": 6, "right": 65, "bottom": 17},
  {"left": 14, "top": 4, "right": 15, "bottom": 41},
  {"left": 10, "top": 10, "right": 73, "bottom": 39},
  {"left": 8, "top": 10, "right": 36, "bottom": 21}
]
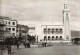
[{"left": 63, "top": 4, "right": 71, "bottom": 40}]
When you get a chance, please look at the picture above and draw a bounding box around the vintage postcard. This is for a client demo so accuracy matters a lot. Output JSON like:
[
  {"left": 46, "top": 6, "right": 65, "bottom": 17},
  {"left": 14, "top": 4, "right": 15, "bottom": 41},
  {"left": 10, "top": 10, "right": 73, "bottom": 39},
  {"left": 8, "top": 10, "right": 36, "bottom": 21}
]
[{"left": 0, "top": 0, "right": 80, "bottom": 55}]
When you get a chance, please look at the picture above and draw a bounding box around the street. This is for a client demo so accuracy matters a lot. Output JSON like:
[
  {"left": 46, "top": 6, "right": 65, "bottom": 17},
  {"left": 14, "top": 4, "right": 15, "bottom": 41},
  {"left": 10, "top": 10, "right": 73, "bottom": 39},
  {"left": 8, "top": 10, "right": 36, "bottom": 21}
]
[{"left": 12, "top": 46, "right": 80, "bottom": 55}]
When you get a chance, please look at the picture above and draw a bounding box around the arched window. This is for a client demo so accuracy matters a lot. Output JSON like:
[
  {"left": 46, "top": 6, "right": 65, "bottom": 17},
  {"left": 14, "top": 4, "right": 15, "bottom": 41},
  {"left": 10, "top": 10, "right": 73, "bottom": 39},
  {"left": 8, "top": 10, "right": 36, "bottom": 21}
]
[
  {"left": 43, "top": 28, "right": 47, "bottom": 34},
  {"left": 44, "top": 36, "right": 46, "bottom": 40},
  {"left": 13, "top": 22, "right": 15, "bottom": 25},
  {"left": 48, "top": 36, "right": 50, "bottom": 40},
  {"left": 60, "top": 36, "right": 62, "bottom": 38},
  {"left": 9, "top": 22, "right": 10, "bottom": 25},
  {"left": 8, "top": 28, "right": 11, "bottom": 30},
  {"left": 48, "top": 28, "right": 51, "bottom": 34},
  {"left": 56, "top": 28, "right": 58, "bottom": 34},
  {"left": 60, "top": 36, "right": 62, "bottom": 40},
  {"left": 52, "top": 28, "right": 54, "bottom": 34},
  {"left": 59, "top": 28, "right": 63, "bottom": 34}
]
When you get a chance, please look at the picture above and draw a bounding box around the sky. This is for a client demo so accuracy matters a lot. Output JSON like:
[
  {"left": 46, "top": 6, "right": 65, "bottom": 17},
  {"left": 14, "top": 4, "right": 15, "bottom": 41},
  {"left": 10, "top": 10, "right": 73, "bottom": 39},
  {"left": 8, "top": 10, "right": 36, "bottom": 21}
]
[{"left": 0, "top": 0, "right": 80, "bottom": 30}]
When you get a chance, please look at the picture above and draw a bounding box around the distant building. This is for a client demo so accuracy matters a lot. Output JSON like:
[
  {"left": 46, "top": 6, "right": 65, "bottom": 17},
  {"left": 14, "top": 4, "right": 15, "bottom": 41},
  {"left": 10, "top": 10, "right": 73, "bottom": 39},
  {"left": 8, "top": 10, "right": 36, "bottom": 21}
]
[
  {"left": 37, "top": 4, "right": 71, "bottom": 42},
  {"left": 17, "top": 24, "right": 28, "bottom": 38},
  {"left": 28, "top": 27, "right": 36, "bottom": 36},
  {"left": 4, "top": 17, "right": 18, "bottom": 37}
]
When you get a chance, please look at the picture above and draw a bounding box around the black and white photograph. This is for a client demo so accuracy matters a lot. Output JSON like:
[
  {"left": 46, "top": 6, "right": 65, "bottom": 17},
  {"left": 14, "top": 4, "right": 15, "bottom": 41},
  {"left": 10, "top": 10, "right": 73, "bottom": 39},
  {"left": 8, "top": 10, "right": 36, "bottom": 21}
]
[{"left": 0, "top": 0, "right": 80, "bottom": 55}]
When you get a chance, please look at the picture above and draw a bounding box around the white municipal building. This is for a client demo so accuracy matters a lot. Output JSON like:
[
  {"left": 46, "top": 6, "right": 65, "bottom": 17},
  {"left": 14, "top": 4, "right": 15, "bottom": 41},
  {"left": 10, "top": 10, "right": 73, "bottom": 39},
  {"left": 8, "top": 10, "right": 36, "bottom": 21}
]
[{"left": 37, "top": 4, "right": 71, "bottom": 43}]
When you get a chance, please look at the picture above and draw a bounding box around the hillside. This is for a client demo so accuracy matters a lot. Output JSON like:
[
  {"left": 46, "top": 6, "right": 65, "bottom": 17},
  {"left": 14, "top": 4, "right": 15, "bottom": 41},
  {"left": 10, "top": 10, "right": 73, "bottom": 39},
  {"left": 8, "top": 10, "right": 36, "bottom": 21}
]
[{"left": 71, "top": 30, "right": 80, "bottom": 38}]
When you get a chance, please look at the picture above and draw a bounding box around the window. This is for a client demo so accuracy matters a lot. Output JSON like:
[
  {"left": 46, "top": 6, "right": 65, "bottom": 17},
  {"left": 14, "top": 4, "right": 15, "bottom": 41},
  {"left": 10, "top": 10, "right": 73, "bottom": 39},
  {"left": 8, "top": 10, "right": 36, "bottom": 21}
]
[
  {"left": 13, "top": 22, "right": 15, "bottom": 25},
  {"left": 6, "top": 21, "right": 7, "bottom": 24},
  {"left": 17, "top": 30, "right": 18, "bottom": 32},
  {"left": 56, "top": 29, "right": 58, "bottom": 31},
  {"left": 48, "top": 28, "right": 51, "bottom": 34},
  {"left": 12, "top": 33, "right": 15, "bottom": 36},
  {"left": 60, "top": 36, "right": 62, "bottom": 40},
  {"left": 52, "top": 36, "right": 54, "bottom": 40},
  {"left": 9, "top": 22, "right": 10, "bottom": 25},
  {"left": 52, "top": 28, "right": 54, "bottom": 34},
  {"left": 60, "top": 29, "right": 62, "bottom": 31},
  {"left": 12, "top": 28, "right": 15, "bottom": 31},
  {"left": 48, "top": 36, "right": 50, "bottom": 40},
  {"left": 44, "top": 36, "right": 46, "bottom": 40},
  {"left": 44, "top": 28, "right": 47, "bottom": 34},
  {"left": 8, "top": 28, "right": 11, "bottom": 30},
  {"left": 56, "top": 28, "right": 58, "bottom": 33},
  {"left": 56, "top": 36, "right": 58, "bottom": 40},
  {"left": 60, "top": 36, "right": 62, "bottom": 38},
  {"left": 59, "top": 28, "right": 63, "bottom": 34},
  {"left": 52, "top": 28, "right": 54, "bottom": 30}
]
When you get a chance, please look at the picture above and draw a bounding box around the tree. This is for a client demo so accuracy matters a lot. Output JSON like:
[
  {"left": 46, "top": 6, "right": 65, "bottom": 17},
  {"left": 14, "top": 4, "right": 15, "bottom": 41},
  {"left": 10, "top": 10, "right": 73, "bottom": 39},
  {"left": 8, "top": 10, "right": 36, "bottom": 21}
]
[
  {"left": 27, "top": 34, "right": 36, "bottom": 44},
  {"left": 27, "top": 34, "right": 32, "bottom": 43}
]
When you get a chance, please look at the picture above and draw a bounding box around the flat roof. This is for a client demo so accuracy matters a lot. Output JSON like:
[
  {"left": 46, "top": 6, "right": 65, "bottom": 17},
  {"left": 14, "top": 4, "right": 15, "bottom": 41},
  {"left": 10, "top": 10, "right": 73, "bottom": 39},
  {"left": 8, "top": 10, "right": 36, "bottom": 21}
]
[{"left": 41, "top": 25, "right": 64, "bottom": 26}]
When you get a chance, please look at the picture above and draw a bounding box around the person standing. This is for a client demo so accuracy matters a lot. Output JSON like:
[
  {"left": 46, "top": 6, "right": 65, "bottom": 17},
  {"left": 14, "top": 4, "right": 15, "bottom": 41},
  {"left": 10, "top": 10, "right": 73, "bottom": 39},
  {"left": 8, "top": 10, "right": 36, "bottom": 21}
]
[
  {"left": 17, "top": 42, "right": 20, "bottom": 50},
  {"left": 8, "top": 45, "right": 11, "bottom": 55},
  {"left": 24, "top": 42, "right": 27, "bottom": 48}
]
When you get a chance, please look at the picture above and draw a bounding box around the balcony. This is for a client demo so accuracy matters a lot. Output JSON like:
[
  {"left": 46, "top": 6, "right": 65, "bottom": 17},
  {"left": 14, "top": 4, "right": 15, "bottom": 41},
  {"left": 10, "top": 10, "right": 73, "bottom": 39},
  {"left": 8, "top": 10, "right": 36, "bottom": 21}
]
[
  {"left": 0, "top": 30, "right": 5, "bottom": 32},
  {"left": 0, "top": 23, "right": 6, "bottom": 27}
]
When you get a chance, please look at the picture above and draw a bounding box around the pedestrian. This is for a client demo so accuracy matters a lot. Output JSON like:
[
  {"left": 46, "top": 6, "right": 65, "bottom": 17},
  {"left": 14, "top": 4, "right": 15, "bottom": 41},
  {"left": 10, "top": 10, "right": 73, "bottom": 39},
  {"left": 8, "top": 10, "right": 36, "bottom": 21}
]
[
  {"left": 27, "top": 43, "right": 30, "bottom": 48},
  {"left": 17, "top": 42, "right": 20, "bottom": 50},
  {"left": 44, "top": 42, "right": 47, "bottom": 47},
  {"left": 24, "top": 43, "right": 27, "bottom": 48},
  {"left": 8, "top": 45, "right": 11, "bottom": 55}
]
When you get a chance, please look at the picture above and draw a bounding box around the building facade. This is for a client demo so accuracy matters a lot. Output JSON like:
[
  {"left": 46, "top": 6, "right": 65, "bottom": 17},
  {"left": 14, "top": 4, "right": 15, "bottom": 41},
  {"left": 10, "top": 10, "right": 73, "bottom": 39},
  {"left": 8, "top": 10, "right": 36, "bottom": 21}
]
[
  {"left": 38, "top": 4, "right": 71, "bottom": 42},
  {"left": 5, "top": 17, "right": 17, "bottom": 37},
  {"left": 17, "top": 24, "right": 28, "bottom": 38},
  {"left": 0, "top": 16, "right": 10, "bottom": 41},
  {"left": 28, "top": 27, "right": 35, "bottom": 36}
]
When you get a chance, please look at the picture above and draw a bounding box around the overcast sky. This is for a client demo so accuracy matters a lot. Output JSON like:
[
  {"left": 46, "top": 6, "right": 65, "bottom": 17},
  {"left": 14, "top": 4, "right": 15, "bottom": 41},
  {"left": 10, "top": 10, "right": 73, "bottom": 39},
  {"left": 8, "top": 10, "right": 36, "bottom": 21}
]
[{"left": 1, "top": 0, "right": 80, "bottom": 30}]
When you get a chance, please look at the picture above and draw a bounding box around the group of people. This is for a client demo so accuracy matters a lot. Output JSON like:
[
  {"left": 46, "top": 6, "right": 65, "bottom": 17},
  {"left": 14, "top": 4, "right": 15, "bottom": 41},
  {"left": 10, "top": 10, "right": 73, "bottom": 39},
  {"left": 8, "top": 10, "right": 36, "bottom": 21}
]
[{"left": 6, "top": 41, "right": 31, "bottom": 55}]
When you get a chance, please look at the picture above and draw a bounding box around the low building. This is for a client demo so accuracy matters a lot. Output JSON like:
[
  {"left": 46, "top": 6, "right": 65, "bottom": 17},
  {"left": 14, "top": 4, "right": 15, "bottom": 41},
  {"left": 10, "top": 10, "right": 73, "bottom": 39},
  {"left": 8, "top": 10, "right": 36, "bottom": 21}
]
[
  {"left": 17, "top": 24, "right": 28, "bottom": 38},
  {"left": 40, "top": 25, "right": 64, "bottom": 42},
  {"left": 28, "top": 27, "right": 36, "bottom": 36}
]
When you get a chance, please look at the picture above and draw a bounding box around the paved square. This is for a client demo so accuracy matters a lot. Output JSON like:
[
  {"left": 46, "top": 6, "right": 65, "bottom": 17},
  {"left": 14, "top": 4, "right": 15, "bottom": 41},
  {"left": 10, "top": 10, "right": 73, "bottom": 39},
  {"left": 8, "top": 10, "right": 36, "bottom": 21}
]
[{"left": 12, "top": 46, "right": 80, "bottom": 55}]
